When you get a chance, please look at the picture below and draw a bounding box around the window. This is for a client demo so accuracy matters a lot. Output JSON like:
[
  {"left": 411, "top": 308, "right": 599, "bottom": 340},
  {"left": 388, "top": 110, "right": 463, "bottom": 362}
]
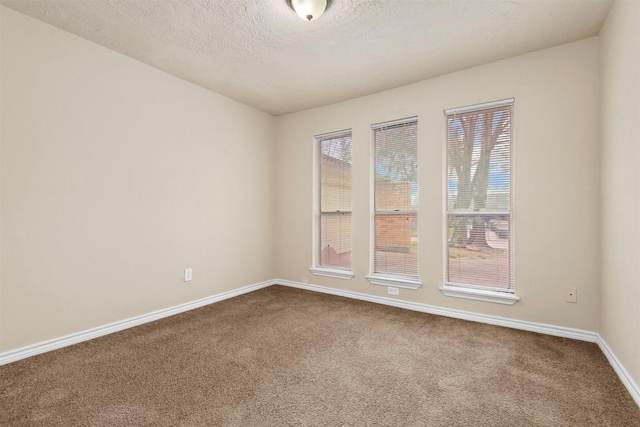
[
  {"left": 310, "top": 130, "right": 354, "bottom": 279},
  {"left": 442, "top": 99, "right": 518, "bottom": 304},
  {"left": 367, "top": 118, "right": 421, "bottom": 289}
]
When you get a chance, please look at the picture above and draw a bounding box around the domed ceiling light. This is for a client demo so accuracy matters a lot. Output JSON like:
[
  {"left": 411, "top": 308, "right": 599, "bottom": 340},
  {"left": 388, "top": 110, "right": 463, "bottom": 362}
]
[{"left": 288, "top": 0, "right": 328, "bottom": 22}]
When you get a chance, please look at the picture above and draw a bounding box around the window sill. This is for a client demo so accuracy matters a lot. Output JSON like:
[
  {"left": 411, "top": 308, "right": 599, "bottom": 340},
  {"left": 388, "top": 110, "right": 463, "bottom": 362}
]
[
  {"left": 439, "top": 285, "right": 520, "bottom": 305},
  {"left": 366, "top": 274, "right": 422, "bottom": 290},
  {"left": 309, "top": 267, "right": 354, "bottom": 280}
]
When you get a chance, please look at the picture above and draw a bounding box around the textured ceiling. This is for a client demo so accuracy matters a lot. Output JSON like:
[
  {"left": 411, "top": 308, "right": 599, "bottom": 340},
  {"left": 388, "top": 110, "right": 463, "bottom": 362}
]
[{"left": 1, "top": 0, "right": 612, "bottom": 115}]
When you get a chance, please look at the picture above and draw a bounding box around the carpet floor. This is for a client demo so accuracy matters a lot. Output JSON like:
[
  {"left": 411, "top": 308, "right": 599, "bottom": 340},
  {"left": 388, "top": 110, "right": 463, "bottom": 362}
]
[{"left": 1, "top": 285, "right": 639, "bottom": 426}]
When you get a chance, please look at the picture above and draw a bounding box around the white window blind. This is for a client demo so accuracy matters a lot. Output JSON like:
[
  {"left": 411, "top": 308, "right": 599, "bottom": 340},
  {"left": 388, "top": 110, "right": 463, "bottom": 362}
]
[
  {"left": 318, "top": 131, "right": 352, "bottom": 270},
  {"left": 445, "top": 99, "right": 514, "bottom": 291},
  {"left": 372, "top": 118, "right": 418, "bottom": 278}
]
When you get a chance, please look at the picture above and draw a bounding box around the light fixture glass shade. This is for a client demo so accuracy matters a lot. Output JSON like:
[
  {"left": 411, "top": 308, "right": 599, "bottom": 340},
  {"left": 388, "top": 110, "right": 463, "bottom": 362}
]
[{"left": 291, "top": 0, "right": 327, "bottom": 21}]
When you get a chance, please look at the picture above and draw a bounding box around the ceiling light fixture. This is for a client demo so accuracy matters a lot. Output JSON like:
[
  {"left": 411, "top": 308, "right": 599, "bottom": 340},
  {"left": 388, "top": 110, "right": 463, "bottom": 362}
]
[{"left": 288, "top": 0, "right": 328, "bottom": 22}]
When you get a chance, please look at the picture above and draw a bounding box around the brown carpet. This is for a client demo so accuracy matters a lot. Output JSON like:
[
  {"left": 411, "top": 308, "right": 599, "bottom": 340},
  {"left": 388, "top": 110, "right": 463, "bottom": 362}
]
[{"left": 1, "top": 285, "right": 639, "bottom": 426}]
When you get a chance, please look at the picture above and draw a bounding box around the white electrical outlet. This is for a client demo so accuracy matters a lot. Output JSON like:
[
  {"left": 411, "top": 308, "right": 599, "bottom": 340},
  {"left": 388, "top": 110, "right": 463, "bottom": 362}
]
[
  {"left": 565, "top": 287, "right": 577, "bottom": 303},
  {"left": 184, "top": 268, "right": 193, "bottom": 282},
  {"left": 388, "top": 287, "right": 399, "bottom": 296}
]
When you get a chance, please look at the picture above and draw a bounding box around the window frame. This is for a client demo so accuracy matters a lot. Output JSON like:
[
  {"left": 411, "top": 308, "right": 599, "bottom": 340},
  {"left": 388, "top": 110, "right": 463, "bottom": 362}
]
[
  {"left": 310, "top": 129, "right": 354, "bottom": 280},
  {"left": 366, "top": 117, "right": 422, "bottom": 290},
  {"left": 439, "top": 98, "right": 518, "bottom": 304}
]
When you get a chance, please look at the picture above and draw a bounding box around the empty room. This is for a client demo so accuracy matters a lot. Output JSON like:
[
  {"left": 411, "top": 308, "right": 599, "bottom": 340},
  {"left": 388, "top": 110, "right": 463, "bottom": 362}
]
[{"left": 1, "top": 0, "right": 639, "bottom": 425}]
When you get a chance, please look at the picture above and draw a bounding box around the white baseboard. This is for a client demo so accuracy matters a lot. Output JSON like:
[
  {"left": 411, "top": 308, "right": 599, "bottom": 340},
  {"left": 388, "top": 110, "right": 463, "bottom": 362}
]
[
  {"left": 2, "top": 277, "right": 638, "bottom": 409},
  {"left": 597, "top": 337, "right": 640, "bottom": 407},
  {"left": 275, "top": 279, "right": 598, "bottom": 342},
  {"left": 0, "top": 279, "right": 275, "bottom": 366},
  {"left": 274, "top": 278, "right": 639, "bottom": 407}
]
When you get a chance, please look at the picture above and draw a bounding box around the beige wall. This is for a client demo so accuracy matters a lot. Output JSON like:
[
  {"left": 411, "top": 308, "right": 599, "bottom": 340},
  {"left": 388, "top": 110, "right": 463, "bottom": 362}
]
[
  {"left": 276, "top": 38, "right": 601, "bottom": 331},
  {"left": 599, "top": 0, "right": 640, "bottom": 389},
  {"left": 0, "top": 8, "right": 275, "bottom": 351}
]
